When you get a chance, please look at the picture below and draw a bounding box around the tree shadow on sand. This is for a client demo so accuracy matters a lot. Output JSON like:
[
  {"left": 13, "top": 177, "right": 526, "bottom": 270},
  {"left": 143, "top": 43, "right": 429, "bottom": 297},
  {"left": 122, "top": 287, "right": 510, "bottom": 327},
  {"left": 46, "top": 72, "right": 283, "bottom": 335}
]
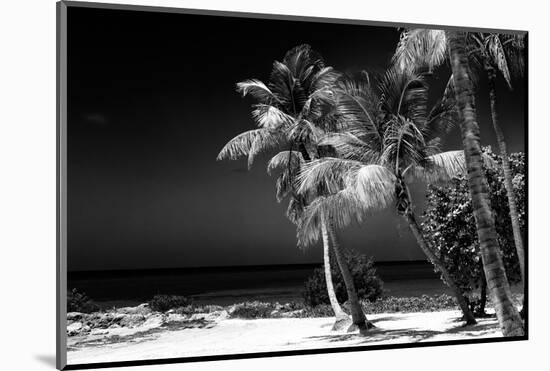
[
  {"left": 69, "top": 318, "right": 217, "bottom": 351},
  {"left": 306, "top": 320, "right": 498, "bottom": 345}
]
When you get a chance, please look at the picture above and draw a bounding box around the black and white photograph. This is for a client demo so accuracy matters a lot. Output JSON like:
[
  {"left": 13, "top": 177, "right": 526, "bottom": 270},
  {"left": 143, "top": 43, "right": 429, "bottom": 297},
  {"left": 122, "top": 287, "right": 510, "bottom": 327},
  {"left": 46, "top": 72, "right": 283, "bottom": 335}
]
[{"left": 59, "top": 1, "right": 528, "bottom": 368}]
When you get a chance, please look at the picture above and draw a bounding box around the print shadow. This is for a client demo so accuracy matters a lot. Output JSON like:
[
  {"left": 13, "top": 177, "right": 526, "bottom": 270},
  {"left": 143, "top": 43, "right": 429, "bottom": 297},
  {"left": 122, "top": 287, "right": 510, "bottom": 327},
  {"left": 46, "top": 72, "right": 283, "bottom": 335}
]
[{"left": 34, "top": 354, "right": 56, "bottom": 367}]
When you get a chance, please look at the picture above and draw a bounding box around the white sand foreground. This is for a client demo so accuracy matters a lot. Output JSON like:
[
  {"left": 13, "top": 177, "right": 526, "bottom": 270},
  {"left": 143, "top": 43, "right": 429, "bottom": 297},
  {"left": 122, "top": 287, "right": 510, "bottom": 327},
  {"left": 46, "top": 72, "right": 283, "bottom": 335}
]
[{"left": 67, "top": 310, "right": 501, "bottom": 365}]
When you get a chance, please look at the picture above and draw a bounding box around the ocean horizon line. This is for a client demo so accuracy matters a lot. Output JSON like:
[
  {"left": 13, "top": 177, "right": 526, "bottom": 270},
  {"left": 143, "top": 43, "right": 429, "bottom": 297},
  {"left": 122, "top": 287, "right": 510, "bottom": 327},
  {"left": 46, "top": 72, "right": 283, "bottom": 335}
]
[{"left": 68, "top": 259, "right": 432, "bottom": 278}]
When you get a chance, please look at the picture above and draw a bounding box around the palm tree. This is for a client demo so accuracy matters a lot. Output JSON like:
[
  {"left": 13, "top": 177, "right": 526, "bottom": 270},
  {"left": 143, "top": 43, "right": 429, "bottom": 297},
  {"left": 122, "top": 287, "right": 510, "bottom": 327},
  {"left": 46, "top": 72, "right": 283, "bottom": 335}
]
[
  {"left": 446, "top": 31, "right": 524, "bottom": 336},
  {"left": 297, "top": 68, "right": 477, "bottom": 324},
  {"left": 268, "top": 151, "right": 350, "bottom": 328},
  {"left": 467, "top": 33, "right": 526, "bottom": 284},
  {"left": 217, "top": 45, "right": 368, "bottom": 330},
  {"left": 393, "top": 29, "right": 524, "bottom": 336}
]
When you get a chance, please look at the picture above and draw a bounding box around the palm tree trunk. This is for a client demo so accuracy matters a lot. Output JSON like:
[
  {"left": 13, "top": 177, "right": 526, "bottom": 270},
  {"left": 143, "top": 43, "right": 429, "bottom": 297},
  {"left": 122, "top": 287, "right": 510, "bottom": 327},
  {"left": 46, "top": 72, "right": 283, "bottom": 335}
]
[
  {"left": 327, "top": 223, "right": 369, "bottom": 332},
  {"left": 486, "top": 64, "right": 525, "bottom": 284},
  {"left": 320, "top": 212, "right": 347, "bottom": 319},
  {"left": 397, "top": 176, "right": 476, "bottom": 323},
  {"left": 477, "top": 260, "right": 487, "bottom": 316},
  {"left": 403, "top": 209, "right": 477, "bottom": 324},
  {"left": 447, "top": 31, "right": 523, "bottom": 336}
]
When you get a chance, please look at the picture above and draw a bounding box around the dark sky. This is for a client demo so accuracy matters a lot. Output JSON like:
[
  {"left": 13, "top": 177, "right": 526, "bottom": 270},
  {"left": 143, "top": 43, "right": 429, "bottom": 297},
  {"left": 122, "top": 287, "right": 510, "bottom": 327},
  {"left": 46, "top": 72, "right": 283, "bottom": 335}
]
[{"left": 67, "top": 6, "right": 526, "bottom": 271}]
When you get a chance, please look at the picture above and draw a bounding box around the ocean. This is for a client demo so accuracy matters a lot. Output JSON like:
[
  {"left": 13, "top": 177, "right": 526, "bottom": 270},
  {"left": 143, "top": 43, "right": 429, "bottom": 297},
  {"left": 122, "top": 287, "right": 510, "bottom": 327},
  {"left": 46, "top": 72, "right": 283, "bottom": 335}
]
[{"left": 67, "top": 261, "right": 452, "bottom": 308}]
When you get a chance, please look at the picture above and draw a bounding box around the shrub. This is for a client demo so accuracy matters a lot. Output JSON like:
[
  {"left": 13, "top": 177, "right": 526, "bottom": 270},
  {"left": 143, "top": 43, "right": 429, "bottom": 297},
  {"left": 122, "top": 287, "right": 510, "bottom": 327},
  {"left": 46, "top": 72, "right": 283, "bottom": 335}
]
[
  {"left": 148, "top": 295, "right": 192, "bottom": 312},
  {"left": 422, "top": 148, "right": 524, "bottom": 301},
  {"left": 229, "top": 301, "right": 276, "bottom": 319},
  {"left": 362, "top": 294, "right": 457, "bottom": 314},
  {"left": 301, "top": 304, "right": 334, "bottom": 318},
  {"left": 67, "top": 288, "right": 99, "bottom": 313},
  {"left": 303, "top": 249, "right": 383, "bottom": 307}
]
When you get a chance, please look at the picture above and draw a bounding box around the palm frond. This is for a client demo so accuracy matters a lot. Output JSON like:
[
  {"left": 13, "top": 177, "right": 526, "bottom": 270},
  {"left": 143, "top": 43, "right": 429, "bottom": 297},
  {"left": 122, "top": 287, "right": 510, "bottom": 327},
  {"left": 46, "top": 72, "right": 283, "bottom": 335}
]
[
  {"left": 296, "top": 189, "right": 365, "bottom": 248},
  {"left": 297, "top": 157, "right": 363, "bottom": 196},
  {"left": 379, "top": 67, "right": 428, "bottom": 127},
  {"left": 268, "top": 61, "right": 294, "bottom": 108},
  {"left": 217, "top": 129, "right": 284, "bottom": 169},
  {"left": 283, "top": 44, "right": 324, "bottom": 82},
  {"left": 251, "top": 104, "right": 295, "bottom": 130},
  {"left": 301, "top": 87, "right": 334, "bottom": 120},
  {"left": 502, "top": 34, "right": 525, "bottom": 80},
  {"left": 393, "top": 29, "right": 447, "bottom": 74},
  {"left": 425, "top": 94, "right": 458, "bottom": 139},
  {"left": 319, "top": 133, "right": 379, "bottom": 163},
  {"left": 407, "top": 150, "right": 466, "bottom": 183},
  {"left": 486, "top": 34, "right": 512, "bottom": 89},
  {"left": 354, "top": 164, "right": 396, "bottom": 209},
  {"left": 236, "top": 79, "right": 279, "bottom": 104},
  {"left": 288, "top": 119, "right": 324, "bottom": 145},
  {"left": 267, "top": 150, "right": 304, "bottom": 175},
  {"left": 286, "top": 194, "right": 307, "bottom": 225},
  {"left": 275, "top": 171, "right": 293, "bottom": 202},
  {"left": 333, "top": 74, "right": 381, "bottom": 142},
  {"left": 406, "top": 149, "right": 498, "bottom": 183},
  {"left": 309, "top": 67, "right": 341, "bottom": 92},
  {"left": 381, "top": 117, "right": 426, "bottom": 171}
]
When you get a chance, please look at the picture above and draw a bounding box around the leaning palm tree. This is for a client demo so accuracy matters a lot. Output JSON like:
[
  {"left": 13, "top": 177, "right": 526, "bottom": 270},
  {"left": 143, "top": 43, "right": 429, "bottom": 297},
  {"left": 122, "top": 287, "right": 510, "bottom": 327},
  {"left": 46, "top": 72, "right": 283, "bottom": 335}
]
[
  {"left": 217, "top": 45, "right": 369, "bottom": 331},
  {"left": 297, "top": 68, "right": 477, "bottom": 324},
  {"left": 267, "top": 150, "right": 351, "bottom": 329},
  {"left": 393, "top": 29, "right": 524, "bottom": 336},
  {"left": 466, "top": 32, "right": 526, "bottom": 284},
  {"left": 446, "top": 31, "right": 523, "bottom": 336}
]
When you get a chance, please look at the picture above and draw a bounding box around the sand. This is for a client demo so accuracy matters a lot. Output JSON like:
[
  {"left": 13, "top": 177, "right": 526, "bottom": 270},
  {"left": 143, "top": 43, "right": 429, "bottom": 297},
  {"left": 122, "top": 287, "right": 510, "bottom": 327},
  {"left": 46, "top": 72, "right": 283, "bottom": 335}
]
[{"left": 67, "top": 309, "right": 502, "bottom": 365}]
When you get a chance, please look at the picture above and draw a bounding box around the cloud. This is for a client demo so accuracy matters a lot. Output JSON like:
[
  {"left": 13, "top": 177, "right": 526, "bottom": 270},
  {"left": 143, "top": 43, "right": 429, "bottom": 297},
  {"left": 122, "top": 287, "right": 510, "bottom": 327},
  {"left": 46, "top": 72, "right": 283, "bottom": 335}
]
[{"left": 82, "top": 112, "right": 108, "bottom": 126}]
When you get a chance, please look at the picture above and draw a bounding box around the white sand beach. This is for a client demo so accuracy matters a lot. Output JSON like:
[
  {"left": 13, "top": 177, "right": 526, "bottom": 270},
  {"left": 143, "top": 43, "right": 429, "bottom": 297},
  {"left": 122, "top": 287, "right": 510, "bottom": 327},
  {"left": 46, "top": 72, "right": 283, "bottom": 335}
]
[{"left": 67, "top": 309, "right": 501, "bottom": 365}]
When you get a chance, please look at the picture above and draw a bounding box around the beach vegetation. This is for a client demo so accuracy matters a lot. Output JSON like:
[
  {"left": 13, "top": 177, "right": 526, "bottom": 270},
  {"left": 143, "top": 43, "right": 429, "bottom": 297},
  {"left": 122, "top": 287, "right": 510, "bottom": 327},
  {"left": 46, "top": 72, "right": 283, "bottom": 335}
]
[
  {"left": 148, "top": 295, "right": 193, "bottom": 312},
  {"left": 303, "top": 250, "right": 383, "bottom": 307},
  {"left": 67, "top": 288, "right": 99, "bottom": 314},
  {"left": 422, "top": 149, "right": 524, "bottom": 315}
]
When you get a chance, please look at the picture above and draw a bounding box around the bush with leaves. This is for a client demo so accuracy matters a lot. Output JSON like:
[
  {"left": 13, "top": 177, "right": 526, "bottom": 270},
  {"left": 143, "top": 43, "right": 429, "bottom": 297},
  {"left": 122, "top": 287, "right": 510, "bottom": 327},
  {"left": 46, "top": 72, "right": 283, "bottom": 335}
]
[
  {"left": 303, "top": 249, "right": 383, "bottom": 307},
  {"left": 229, "top": 302, "right": 277, "bottom": 319},
  {"left": 422, "top": 148, "right": 524, "bottom": 310},
  {"left": 67, "top": 288, "right": 99, "bottom": 313},
  {"left": 148, "top": 295, "right": 193, "bottom": 312}
]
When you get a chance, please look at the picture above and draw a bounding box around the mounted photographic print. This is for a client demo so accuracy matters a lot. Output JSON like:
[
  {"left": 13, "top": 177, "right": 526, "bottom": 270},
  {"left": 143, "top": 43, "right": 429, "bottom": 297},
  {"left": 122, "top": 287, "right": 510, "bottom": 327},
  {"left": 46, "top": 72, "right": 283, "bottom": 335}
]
[{"left": 57, "top": 1, "right": 528, "bottom": 369}]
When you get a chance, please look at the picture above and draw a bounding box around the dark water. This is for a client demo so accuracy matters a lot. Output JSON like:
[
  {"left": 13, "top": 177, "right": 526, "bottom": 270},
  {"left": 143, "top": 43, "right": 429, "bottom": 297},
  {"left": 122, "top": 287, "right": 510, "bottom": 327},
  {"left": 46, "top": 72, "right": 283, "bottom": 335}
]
[{"left": 68, "top": 261, "right": 449, "bottom": 308}]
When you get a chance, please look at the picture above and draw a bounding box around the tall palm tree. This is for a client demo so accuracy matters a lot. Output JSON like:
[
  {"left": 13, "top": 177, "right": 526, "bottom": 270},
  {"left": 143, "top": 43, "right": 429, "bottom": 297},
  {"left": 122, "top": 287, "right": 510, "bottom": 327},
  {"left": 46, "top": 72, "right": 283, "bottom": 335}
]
[
  {"left": 217, "top": 45, "right": 368, "bottom": 330},
  {"left": 297, "top": 68, "right": 477, "bottom": 324},
  {"left": 446, "top": 31, "right": 524, "bottom": 336},
  {"left": 393, "top": 29, "right": 524, "bottom": 336},
  {"left": 268, "top": 151, "right": 349, "bottom": 327},
  {"left": 467, "top": 33, "right": 526, "bottom": 284},
  {"left": 394, "top": 29, "right": 526, "bottom": 281}
]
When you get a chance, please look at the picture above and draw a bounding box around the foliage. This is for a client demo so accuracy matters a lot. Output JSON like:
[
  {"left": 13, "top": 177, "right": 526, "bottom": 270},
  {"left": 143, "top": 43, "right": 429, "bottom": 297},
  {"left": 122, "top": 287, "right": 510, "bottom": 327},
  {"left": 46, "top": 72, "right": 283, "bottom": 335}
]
[
  {"left": 421, "top": 148, "right": 525, "bottom": 296},
  {"left": 296, "top": 66, "right": 464, "bottom": 246},
  {"left": 67, "top": 288, "right": 99, "bottom": 314},
  {"left": 229, "top": 301, "right": 275, "bottom": 319},
  {"left": 174, "top": 304, "right": 224, "bottom": 315},
  {"left": 228, "top": 294, "right": 471, "bottom": 318},
  {"left": 217, "top": 44, "right": 342, "bottom": 225},
  {"left": 148, "top": 295, "right": 193, "bottom": 312},
  {"left": 362, "top": 294, "right": 456, "bottom": 314},
  {"left": 303, "top": 250, "right": 383, "bottom": 307}
]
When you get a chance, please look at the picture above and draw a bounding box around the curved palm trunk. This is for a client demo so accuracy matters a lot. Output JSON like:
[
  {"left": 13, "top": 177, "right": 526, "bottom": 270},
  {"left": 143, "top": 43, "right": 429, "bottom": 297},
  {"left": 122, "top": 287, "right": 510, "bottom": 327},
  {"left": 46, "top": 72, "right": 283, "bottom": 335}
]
[
  {"left": 396, "top": 176, "right": 476, "bottom": 323},
  {"left": 486, "top": 65, "right": 525, "bottom": 284},
  {"left": 327, "top": 224, "right": 370, "bottom": 333},
  {"left": 320, "top": 213, "right": 347, "bottom": 320},
  {"left": 404, "top": 212, "right": 476, "bottom": 324},
  {"left": 447, "top": 31, "right": 523, "bottom": 336},
  {"left": 477, "top": 260, "right": 488, "bottom": 316}
]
